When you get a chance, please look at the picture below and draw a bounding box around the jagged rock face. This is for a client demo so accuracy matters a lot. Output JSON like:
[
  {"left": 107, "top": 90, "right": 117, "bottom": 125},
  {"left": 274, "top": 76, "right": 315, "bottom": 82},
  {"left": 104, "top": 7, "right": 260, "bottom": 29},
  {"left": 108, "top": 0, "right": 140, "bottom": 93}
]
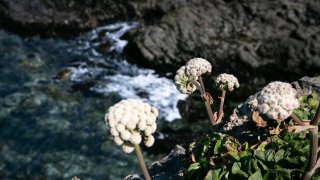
[
  {"left": 0, "top": 0, "right": 135, "bottom": 36},
  {"left": 125, "top": 0, "right": 320, "bottom": 94},
  {"left": 1, "top": 0, "right": 319, "bottom": 89},
  {"left": 292, "top": 76, "right": 320, "bottom": 100},
  {"left": 126, "top": 0, "right": 320, "bottom": 67},
  {"left": 0, "top": 0, "right": 319, "bottom": 105}
]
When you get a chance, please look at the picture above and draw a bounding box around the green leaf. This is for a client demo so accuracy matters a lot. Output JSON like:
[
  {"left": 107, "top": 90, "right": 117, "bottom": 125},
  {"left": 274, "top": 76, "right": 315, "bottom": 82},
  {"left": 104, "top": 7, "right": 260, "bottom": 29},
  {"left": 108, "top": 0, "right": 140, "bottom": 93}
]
[
  {"left": 300, "top": 95, "right": 308, "bottom": 102},
  {"left": 243, "top": 159, "right": 259, "bottom": 174},
  {"left": 263, "top": 169, "right": 291, "bottom": 180},
  {"left": 300, "top": 156, "right": 307, "bottom": 162},
  {"left": 228, "top": 151, "right": 240, "bottom": 161},
  {"left": 257, "top": 143, "right": 267, "bottom": 150},
  {"left": 231, "top": 162, "right": 248, "bottom": 178},
  {"left": 248, "top": 171, "right": 263, "bottom": 180},
  {"left": 244, "top": 142, "right": 249, "bottom": 150},
  {"left": 303, "top": 110, "right": 310, "bottom": 119},
  {"left": 257, "top": 160, "right": 268, "bottom": 171},
  {"left": 214, "top": 140, "right": 222, "bottom": 155},
  {"left": 271, "top": 136, "right": 285, "bottom": 146},
  {"left": 275, "top": 149, "right": 285, "bottom": 163},
  {"left": 202, "top": 138, "right": 212, "bottom": 154},
  {"left": 254, "top": 150, "right": 265, "bottom": 161},
  {"left": 265, "top": 149, "right": 275, "bottom": 161},
  {"left": 205, "top": 170, "right": 219, "bottom": 180},
  {"left": 293, "top": 110, "right": 304, "bottom": 119},
  {"left": 311, "top": 93, "right": 318, "bottom": 99},
  {"left": 309, "top": 98, "right": 319, "bottom": 109},
  {"left": 219, "top": 170, "right": 229, "bottom": 179},
  {"left": 298, "top": 131, "right": 307, "bottom": 139},
  {"left": 277, "top": 157, "right": 302, "bottom": 169},
  {"left": 188, "top": 162, "right": 201, "bottom": 172},
  {"left": 238, "top": 151, "right": 252, "bottom": 160},
  {"left": 231, "top": 162, "right": 241, "bottom": 173}
]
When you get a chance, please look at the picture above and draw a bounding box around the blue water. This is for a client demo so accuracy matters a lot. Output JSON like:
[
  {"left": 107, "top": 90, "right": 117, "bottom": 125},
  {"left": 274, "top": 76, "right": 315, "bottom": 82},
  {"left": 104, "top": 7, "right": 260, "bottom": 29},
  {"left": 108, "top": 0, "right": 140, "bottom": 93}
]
[{"left": 0, "top": 22, "right": 185, "bottom": 179}]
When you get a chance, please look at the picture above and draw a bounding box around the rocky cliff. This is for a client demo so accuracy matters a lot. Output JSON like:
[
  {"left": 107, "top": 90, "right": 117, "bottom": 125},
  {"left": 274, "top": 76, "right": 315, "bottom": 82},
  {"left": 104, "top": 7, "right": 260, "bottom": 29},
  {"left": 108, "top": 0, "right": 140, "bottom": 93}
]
[
  {"left": 1, "top": 1, "right": 318, "bottom": 94},
  {"left": 124, "top": 0, "right": 320, "bottom": 96},
  {"left": 0, "top": 0, "right": 135, "bottom": 36}
]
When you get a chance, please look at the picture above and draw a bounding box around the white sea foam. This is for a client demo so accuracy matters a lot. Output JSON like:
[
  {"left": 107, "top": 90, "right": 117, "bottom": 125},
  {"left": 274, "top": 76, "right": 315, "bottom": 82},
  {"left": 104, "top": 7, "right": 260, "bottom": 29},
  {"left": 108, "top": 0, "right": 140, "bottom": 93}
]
[
  {"left": 68, "top": 22, "right": 186, "bottom": 121},
  {"left": 91, "top": 71, "right": 187, "bottom": 121}
]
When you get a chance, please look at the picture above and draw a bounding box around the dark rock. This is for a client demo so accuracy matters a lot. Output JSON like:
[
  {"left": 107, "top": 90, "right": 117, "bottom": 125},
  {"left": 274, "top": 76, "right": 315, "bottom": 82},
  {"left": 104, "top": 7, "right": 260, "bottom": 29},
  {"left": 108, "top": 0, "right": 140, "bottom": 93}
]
[
  {"left": 292, "top": 76, "right": 320, "bottom": 100},
  {"left": 125, "top": 145, "right": 185, "bottom": 180},
  {"left": 0, "top": 0, "right": 135, "bottom": 37},
  {"left": 124, "top": 0, "right": 320, "bottom": 97}
]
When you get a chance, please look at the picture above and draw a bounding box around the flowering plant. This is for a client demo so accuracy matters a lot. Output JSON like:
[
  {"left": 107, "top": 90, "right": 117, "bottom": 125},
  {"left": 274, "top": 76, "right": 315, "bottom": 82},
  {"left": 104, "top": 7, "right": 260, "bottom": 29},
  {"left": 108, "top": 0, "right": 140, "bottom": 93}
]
[
  {"left": 104, "top": 57, "right": 319, "bottom": 180},
  {"left": 175, "top": 58, "right": 240, "bottom": 126},
  {"left": 106, "top": 99, "right": 158, "bottom": 180},
  {"left": 186, "top": 80, "right": 319, "bottom": 180}
]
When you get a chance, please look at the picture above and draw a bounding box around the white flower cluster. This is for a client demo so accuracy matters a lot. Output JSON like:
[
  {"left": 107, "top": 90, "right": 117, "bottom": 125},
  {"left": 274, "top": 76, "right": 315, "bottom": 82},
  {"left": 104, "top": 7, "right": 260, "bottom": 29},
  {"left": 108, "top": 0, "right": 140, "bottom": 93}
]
[
  {"left": 105, "top": 99, "right": 158, "bottom": 153},
  {"left": 185, "top": 58, "right": 212, "bottom": 77},
  {"left": 174, "top": 58, "right": 212, "bottom": 94},
  {"left": 215, "top": 73, "right": 240, "bottom": 91},
  {"left": 257, "top": 81, "right": 300, "bottom": 120},
  {"left": 174, "top": 66, "right": 198, "bottom": 94}
]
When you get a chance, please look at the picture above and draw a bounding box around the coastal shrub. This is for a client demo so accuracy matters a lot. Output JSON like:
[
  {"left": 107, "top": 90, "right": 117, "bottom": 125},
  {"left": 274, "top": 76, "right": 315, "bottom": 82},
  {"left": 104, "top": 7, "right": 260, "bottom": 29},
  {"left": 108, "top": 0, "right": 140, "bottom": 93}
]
[
  {"left": 185, "top": 91, "right": 319, "bottom": 180},
  {"left": 174, "top": 58, "right": 320, "bottom": 180},
  {"left": 105, "top": 57, "right": 319, "bottom": 180}
]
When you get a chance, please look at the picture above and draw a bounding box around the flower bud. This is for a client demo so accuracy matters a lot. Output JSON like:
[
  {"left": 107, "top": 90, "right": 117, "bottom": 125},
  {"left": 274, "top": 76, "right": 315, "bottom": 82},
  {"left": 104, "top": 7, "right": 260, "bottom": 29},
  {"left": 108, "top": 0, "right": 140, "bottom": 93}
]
[
  {"left": 174, "top": 66, "right": 197, "bottom": 94},
  {"left": 122, "top": 144, "right": 134, "bottom": 153},
  {"left": 215, "top": 73, "right": 240, "bottom": 92},
  {"left": 145, "top": 136, "right": 155, "bottom": 147}
]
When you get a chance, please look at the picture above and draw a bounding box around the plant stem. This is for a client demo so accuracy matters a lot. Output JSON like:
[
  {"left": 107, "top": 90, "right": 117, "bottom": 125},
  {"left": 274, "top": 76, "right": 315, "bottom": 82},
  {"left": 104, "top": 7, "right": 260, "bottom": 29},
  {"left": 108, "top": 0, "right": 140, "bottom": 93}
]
[
  {"left": 310, "top": 105, "right": 320, "bottom": 126},
  {"left": 303, "top": 106, "right": 320, "bottom": 180},
  {"left": 303, "top": 128, "right": 318, "bottom": 180},
  {"left": 199, "top": 77, "right": 217, "bottom": 126},
  {"left": 219, "top": 90, "right": 226, "bottom": 118},
  {"left": 191, "top": 80, "right": 203, "bottom": 94},
  {"left": 291, "top": 113, "right": 305, "bottom": 126},
  {"left": 205, "top": 101, "right": 216, "bottom": 126},
  {"left": 134, "top": 144, "right": 151, "bottom": 180},
  {"left": 199, "top": 77, "right": 206, "bottom": 94}
]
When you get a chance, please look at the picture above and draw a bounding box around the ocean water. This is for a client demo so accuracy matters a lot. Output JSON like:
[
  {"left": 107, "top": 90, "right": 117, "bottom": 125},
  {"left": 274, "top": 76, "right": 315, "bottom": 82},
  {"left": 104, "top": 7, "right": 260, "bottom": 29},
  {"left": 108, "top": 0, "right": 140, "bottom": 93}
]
[{"left": 0, "top": 22, "right": 185, "bottom": 179}]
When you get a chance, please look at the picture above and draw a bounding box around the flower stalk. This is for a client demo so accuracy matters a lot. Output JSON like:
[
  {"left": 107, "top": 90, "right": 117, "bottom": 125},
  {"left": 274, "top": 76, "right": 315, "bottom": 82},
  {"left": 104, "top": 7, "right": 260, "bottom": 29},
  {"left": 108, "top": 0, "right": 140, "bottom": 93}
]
[
  {"left": 303, "top": 105, "right": 320, "bottom": 180},
  {"left": 198, "top": 77, "right": 216, "bottom": 126},
  {"left": 134, "top": 144, "right": 151, "bottom": 180},
  {"left": 219, "top": 90, "right": 226, "bottom": 118},
  {"left": 215, "top": 73, "right": 239, "bottom": 124},
  {"left": 290, "top": 113, "right": 305, "bottom": 126},
  {"left": 204, "top": 99, "right": 216, "bottom": 126},
  {"left": 174, "top": 59, "right": 239, "bottom": 127}
]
